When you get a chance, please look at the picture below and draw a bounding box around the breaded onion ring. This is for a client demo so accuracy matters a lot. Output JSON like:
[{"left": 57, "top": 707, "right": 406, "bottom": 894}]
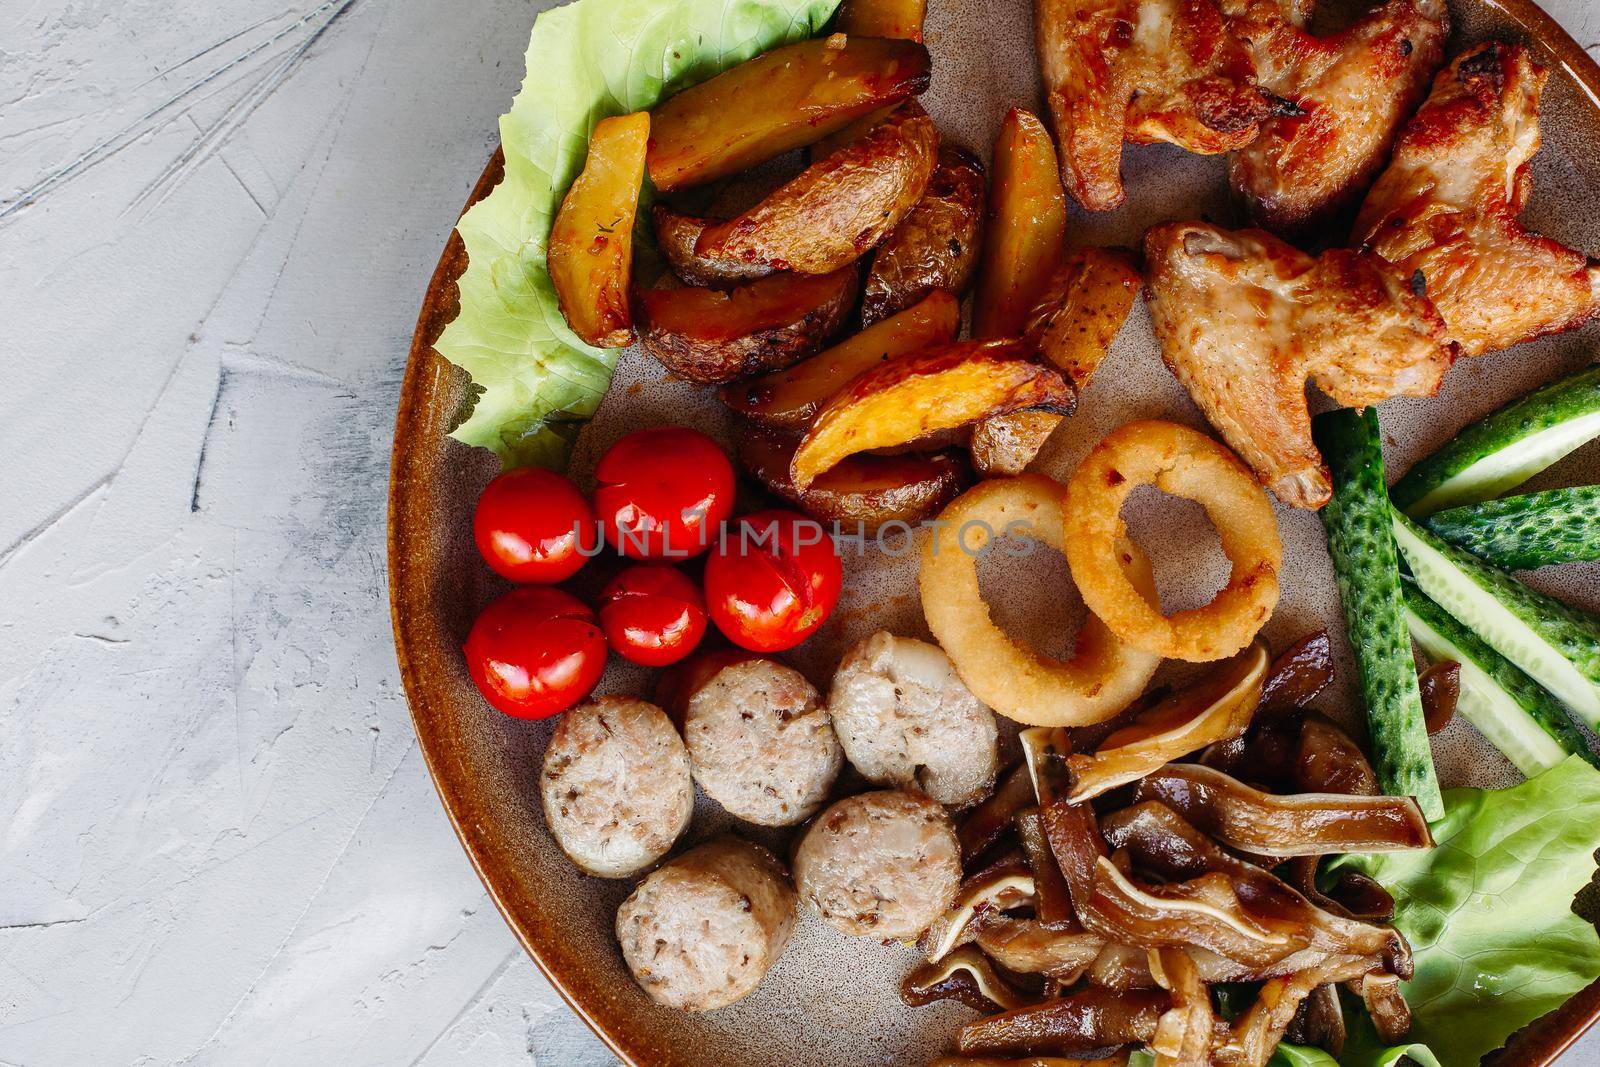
[
  {"left": 1064, "top": 421, "right": 1282, "bottom": 662},
  {"left": 919, "top": 474, "right": 1161, "bottom": 727}
]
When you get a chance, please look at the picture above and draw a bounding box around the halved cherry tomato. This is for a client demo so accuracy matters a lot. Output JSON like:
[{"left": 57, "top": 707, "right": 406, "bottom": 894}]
[
  {"left": 703, "top": 509, "right": 842, "bottom": 652},
  {"left": 464, "top": 587, "right": 606, "bottom": 719},
  {"left": 592, "top": 427, "right": 735, "bottom": 560},
  {"left": 473, "top": 467, "right": 598, "bottom": 583},
  {"left": 598, "top": 564, "right": 708, "bottom": 667}
]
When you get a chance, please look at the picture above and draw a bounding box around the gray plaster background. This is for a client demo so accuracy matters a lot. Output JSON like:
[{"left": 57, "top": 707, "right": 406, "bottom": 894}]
[{"left": 2, "top": 0, "right": 1598, "bottom": 1064}]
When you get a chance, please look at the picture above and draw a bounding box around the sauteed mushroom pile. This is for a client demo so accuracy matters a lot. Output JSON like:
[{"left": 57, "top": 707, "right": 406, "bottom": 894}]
[{"left": 906, "top": 634, "right": 1439, "bottom": 1066}]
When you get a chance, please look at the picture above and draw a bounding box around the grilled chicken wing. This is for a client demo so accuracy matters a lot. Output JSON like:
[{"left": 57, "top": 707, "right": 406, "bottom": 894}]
[
  {"left": 1145, "top": 221, "right": 1454, "bottom": 508},
  {"left": 1036, "top": 0, "right": 1274, "bottom": 211},
  {"left": 1229, "top": 0, "right": 1447, "bottom": 236},
  {"left": 1353, "top": 42, "right": 1600, "bottom": 355}
]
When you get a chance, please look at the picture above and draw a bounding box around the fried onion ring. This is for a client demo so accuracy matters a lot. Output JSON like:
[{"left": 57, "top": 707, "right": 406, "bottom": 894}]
[
  {"left": 1064, "top": 421, "right": 1281, "bottom": 662},
  {"left": 919, "top": 474, "right": 1161, "bottom": 727}
]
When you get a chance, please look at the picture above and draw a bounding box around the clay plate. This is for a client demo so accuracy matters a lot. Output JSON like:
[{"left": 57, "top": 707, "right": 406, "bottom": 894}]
[{"left": 390, "top": 0, "right": 1600, "bottom": 1062}]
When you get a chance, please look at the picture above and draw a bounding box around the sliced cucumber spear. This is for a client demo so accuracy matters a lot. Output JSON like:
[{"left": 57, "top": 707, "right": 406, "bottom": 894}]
[
  {"left": 1423, "top": 486, "right": 1600, "bottom": 569},
  {"left": 1314, "top": 407, "right": 1443, "bottom": 819},
  {"left": 1392, "top": 508, "right": 1600, "bottom": 729},
  {"left": 1391, "top": 365, "right": 1600, "bottom": 517},
  {"left": 1402, "top": 578, "right": 1594, "bottom": 776}
]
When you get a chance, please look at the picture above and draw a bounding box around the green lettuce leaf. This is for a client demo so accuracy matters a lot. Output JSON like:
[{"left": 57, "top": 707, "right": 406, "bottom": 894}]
[
  {"left": 438, "top": 0, "right": 842, "bottom": 468},
  {"left": 1264, "top": 1037, "right": 1441, "bottom": 1067},
  {"left": 1341, "top": 755, "right": 1600, "bottom": 1065}
]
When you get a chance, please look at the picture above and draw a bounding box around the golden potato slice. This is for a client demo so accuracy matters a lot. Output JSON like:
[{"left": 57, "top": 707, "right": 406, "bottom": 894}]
[
  {"left": 695, "top": 105, "right": 940, "bottom": 274},
  {"left": 1024, "top": 246, "right": 1142, "bottom": 388},
  {"left": 971, "top": 108, "right": 1067, "bottom": 339},
  {"left": 646, "top": 35, "right": 931, "bottom": 191},
  {"left": 806, "top": 101, "right": 915, "bottom": 165},
  {"left": 739, "top": 429, "right": 969, "bottom": 535},
  {"left": 791, "top": 340, "right": 1076, "bottom": 489},
  {"left": 968, "top": 246, "right": 1143, "bottom": 475},
  {"left": 837, "top": 0, "right": 928, "bottom": 40},
  {"left": 802, "top": 0, "right": 930, "bottom": 164},
  {"left": 652, "top": 206, "right": 775, "bottom": 288},
  {"left": 720, "top": 289, "right": 959, "bottom": 430},
  {"left": 547, "top": 112, "right": 650, "bottom": 348},
  {"left": 861, "top": 146, "right": 987, "bottom": 325},
  {"left": 969, "top": 410, "right": 1064, "bottom": 477},
  {"left": 634, "top": 268, "right": 858, "bottom": 384}
]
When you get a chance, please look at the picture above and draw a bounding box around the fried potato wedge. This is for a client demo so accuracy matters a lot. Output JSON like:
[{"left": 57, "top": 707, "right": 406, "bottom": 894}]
[
  {"left": 969, "top": 409, "right": 1064, "bottom": 477},
  {"left": 807, "top": 101, "right": 914, "bottom": 164},
  {"left": 652, "top": 206, "right": 775, "bottom": 289},
  {"left": 547, "top": 112, "right": 650, "bottom": 348},
  {"left": 739, "top": 428, "right": 969, "bottom": 534},
  {"left": 1024, "top": 246, "right": 1142, "bottom": 388},
  {"left": 634, "top": 267, "right": 858, "bottom": 384},
  {"left": 791, "top": 340, "right": 1077, "bottom": 489},
  {"left": 695, "top": 105, "right": 940, "bottom": 274},
  {"left": 646, "top": 35, "right": 931, "bottom": 191},
  {"left": 971, "top": 109, "right": 1068, "bottom": 339},
  {"left": 837, "top": 0, "right": 928, "bottom": 40},
  {"left": 721, "top": 289, "right": 959, "bottom": 429},
  {"left": 862, "top": 146, "right": 987, "bottom": 325},
  {"left": 968, "top": 247, "right": 1142, "bottom": 476}
]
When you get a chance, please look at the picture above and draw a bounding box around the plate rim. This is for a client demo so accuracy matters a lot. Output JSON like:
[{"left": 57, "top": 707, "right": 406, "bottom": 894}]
[{"left": 388, "top": 4, "right": 1600, "bottom": 1062}]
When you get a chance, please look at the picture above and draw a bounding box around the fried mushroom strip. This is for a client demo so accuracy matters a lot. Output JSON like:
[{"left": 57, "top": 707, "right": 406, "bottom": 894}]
[
  {"left": 920, "top": 862, "right": 1039, "bottom": 963},
  {"left": 1130, "top": 763, "right": 1434, "bottom": 856},
  {"left": 1085, "top": 801, "right": 1412, "bottom": 978},
  {"left": 1354, "top": 42, "right": 1600, "bottom": 355},
  {"left": 1147, "top": 948, "right": 1214, "bottom": 1066},
  {"left": 1036, "top": 0, "right": 1273, "bottom": 211},
  {"left": 1144, "top": 221, "right": 1453, "bottom": 508},
  {"left": 957, "top": 987, "right": 1171, "bottom": 1057},
  {"left": 904, "top": 945, "right": 1037, "bottom": 1013}
]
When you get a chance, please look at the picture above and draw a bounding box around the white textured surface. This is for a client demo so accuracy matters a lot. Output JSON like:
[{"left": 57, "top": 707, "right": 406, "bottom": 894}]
[{"left": 1, "top": 1, "right": 1599, "bottom": 1065}]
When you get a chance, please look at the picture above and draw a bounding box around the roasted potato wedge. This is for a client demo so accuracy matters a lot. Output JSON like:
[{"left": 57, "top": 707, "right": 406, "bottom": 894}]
[
  {"left": 807, "top": 101, "right": 917, "bottom": 164},
  {"left": 861, "top": 146, "right": 987, "bottom": 325},
  {"left": 646, "top": 35, "right": 931, "bottom": 191},
  {"left": 968, "top": 246, "right": 1143, "bottom": 475},
  {"left": 695, "top": 105, "right": 940, "bottom": 274},
  {"left": 547, "top": 112, "right": 650, "bottom": 348},
  {"left": 837, "top": 0, "right": 927, "bottom": 40},
  {"left": 971, "top": 108, "right": 1067, "bottom": 339},
  {"left": 634, "top": 267, "right": 858, "bottom": 384},
  {"left": 721, "top": 289, "right": 959, "bottom": 429},
  {"left": 969, "top": 409, "right": 1064, "bottom": 476},
  {"left": 791, "top": 340, "right": 1076, "bottom": 488},
  {"left": 739, "top": 428, "right": 969, "bottom": 534},
  {"left": 652, "top": 206, "right": 775, "bottom": 288},
  {"left": 1023, "top": 246, "right": 1142, "bottom": 388}
]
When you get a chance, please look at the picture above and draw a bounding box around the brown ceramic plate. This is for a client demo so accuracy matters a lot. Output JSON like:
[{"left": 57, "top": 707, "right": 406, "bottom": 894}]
[{"left": 390, "top": 0, "right": 1600, "bottom": 1062}]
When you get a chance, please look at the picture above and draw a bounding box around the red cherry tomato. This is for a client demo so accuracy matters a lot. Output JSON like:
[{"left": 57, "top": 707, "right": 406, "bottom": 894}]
[
  {"left": 464, "top": 587, "right": 606, "bottom": 719},
  {"left": 592, "top": 427, "right": 735, "bottom": 560},
  {"left": 598, "top": 564, "right": 708, "bottom": 667},
  {"left": 473, "top": 467, "right": 598, "bottom": 583},
  {"left": 703, "top": 509, "right": 842, "bottom": 652}
]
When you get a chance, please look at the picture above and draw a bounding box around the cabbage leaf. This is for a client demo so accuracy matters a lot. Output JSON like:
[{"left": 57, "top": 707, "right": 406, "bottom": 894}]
[
  {"left": 1342, "top": 755, "right": 1600, "bottom": 1064},
  {"left": 437, "top": 0, "right": 842, "bottom": 467}
]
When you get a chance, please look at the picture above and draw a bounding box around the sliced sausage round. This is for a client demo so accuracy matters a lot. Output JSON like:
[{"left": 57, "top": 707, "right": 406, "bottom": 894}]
[
  {"left": 616, "top": 836, "right": 797, "bottom": 1011},
  {"left": 683, "top": 658, "right": 842, "bottom": 826},
  {"left": 540, "top": 696, "right": 692, "bottom": 878},
  {"left": 793, "top": 788, "right": 961, "bottom": 939},
  {"left": 828, "top": 630, "right": 1000, "bottom": 808}
]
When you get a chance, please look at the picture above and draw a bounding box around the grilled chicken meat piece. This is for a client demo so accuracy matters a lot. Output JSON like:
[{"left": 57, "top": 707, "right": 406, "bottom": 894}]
[
  {"left": 1354, "top": 42, "right": 1600, "bottom": 355},
  {"left": 1145, "top": 221, "right": 1454, "bottom": 508},
  {"left": 1036, "top": 0, "right": 1274, "bottom": 211},
  {"left": 1229, "top": 0, "right": 1448, "bottom": 236}
]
